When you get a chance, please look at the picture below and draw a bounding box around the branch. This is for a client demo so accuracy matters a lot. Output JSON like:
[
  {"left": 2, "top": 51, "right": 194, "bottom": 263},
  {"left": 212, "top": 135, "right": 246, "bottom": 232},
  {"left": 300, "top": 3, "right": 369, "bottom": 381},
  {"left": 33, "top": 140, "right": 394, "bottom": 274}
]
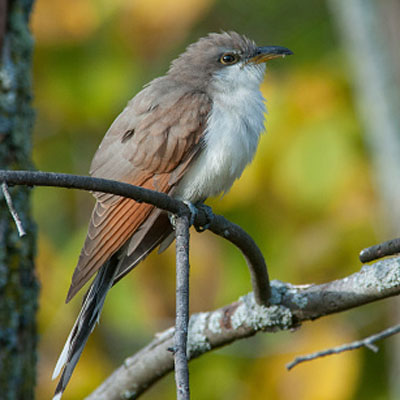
[
  {"left": 85, "top": 256, "right": 400, "bottom": 399},
  {"left": 1, "top": 182, "right": 26, "bottom": 236},
  {"left": 286, "top": 323, "right": 400, "bottom": 370},
  {"left": 174, "top": 214, "right": 191, "bottom": 399},
  {"left": 0, "top": 169, "right": 270, "bottom": 305},
  {"left": 360, "top": 238, "right": 400, "bottom": 262}
]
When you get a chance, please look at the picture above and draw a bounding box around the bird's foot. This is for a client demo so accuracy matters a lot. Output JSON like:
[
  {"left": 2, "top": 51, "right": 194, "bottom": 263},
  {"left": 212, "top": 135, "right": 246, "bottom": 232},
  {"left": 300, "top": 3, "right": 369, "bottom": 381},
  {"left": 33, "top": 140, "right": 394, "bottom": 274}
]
[
  {"left": 194, "top": 203, "right": 214, "bottom": 232},
  {"left": 168, "top": 200, "right": 198, "bottom": 229},
  {"left": 168, "top": 213, "right": 177, "bottom": 229},
  {"left": 167, "top": 346, "right": 177, "bottom": 354},
  {"left": 168, "top": 201, "right": 214, "bottom": 231}
]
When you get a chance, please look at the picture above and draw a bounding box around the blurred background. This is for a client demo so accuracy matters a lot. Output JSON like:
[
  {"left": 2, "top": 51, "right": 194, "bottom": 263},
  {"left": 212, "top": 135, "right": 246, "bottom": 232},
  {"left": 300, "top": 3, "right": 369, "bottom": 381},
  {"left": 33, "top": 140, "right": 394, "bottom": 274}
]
[{"left": 30, "top": 0, "right": 400, "bottom": 399}]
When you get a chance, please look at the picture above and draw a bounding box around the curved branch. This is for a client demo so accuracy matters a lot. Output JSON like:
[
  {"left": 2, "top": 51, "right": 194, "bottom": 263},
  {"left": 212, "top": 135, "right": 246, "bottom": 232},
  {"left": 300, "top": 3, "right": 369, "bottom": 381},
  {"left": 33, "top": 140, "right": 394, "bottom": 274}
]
[
  {"left": 0, "top": 169, "right": 269, "bottom": 305},
  {"left": 206, "top": 214, "right": 270, "bottom": 305},
  {"left": 85, "top": 256, "right": 400, "bottom": 400}
]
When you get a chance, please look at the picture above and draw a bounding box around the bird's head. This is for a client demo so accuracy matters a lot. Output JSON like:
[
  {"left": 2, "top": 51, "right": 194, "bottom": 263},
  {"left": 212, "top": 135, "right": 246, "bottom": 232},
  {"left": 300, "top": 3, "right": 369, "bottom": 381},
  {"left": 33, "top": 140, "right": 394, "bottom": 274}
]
[{"left": 168, "top": 31, "right": 292, "bottom": 92}]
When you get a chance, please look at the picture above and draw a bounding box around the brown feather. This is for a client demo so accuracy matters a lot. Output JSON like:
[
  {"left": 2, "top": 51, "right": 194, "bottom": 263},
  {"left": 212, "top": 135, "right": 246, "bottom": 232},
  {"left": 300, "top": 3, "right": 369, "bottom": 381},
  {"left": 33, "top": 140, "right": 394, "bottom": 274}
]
[
  {"left": 66, "top": 91, "right": 211, "bottom": 302},
  {"left": 67, "top": 180, "right": 157, "bottom": 302}
]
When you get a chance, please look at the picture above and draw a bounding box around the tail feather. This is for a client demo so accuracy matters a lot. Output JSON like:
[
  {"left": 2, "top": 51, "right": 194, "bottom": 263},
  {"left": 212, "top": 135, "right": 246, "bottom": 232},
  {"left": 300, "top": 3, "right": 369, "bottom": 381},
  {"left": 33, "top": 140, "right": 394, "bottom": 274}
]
[
  {"left": 52, "top": 255, "right": 119, "bottom": 400},
  {"left": 52, "top": 212, "right": 174, "bottom": 399}
]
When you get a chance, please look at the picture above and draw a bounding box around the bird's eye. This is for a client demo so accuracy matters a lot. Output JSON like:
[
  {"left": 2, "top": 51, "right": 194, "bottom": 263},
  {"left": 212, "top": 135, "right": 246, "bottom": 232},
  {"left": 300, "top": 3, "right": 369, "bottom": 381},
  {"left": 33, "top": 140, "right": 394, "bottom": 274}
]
[{"left": 219, "top": 53, "right": 240, "bottom": 65}]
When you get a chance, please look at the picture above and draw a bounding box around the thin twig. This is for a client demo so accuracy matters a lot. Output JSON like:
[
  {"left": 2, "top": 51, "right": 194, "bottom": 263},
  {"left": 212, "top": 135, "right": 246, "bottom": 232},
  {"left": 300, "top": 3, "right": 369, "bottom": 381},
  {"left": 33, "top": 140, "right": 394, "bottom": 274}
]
[
  {"left": 1, "top": 182, "right": 26, "bottom": 237},
  {"left": 174, "top": 214, "right": 191, "bottom": 400},
  {"left": 0, "top": 169, "right": 270, "bottom": 305},
  {"left": 286, "top": 323, "right": 400, "bottom": 370},
  {"left": 360, "top": 238, "right": 400, "bottom": 262}
]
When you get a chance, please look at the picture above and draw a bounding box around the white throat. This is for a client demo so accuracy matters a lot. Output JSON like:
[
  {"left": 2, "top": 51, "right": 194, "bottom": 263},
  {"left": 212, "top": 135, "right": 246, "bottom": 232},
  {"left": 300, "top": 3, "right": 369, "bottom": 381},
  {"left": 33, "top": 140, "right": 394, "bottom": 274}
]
[{"left": 175, "top": 63, "right": 267, "bottom": 202}]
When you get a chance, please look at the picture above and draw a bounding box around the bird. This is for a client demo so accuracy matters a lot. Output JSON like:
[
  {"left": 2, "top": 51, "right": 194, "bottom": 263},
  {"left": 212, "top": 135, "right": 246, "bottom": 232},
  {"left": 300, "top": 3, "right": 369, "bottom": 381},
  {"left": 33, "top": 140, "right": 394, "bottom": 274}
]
[{"left": 52, "top": 31, "right": 292, "bottom": 399}]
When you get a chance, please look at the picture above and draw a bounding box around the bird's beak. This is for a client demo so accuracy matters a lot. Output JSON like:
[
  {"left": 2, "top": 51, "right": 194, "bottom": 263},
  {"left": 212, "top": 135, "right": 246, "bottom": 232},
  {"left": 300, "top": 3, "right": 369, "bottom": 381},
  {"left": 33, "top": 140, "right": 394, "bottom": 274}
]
[{"left": 248, "top": 46, "right": 293, "bottom": 64}]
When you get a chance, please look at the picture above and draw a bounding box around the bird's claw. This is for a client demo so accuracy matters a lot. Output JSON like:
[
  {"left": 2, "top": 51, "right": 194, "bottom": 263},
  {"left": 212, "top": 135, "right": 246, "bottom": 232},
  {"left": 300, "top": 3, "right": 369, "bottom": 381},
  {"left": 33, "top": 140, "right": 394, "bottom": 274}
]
[
  {"left": 168, "top": 201, "right": 198, "bottom": 229},
  {"left": 167, "top": 346, "right": 176, "bottom": 354},
  {"left": 194, "top": 203, "right": 214, "bottom": 232}
]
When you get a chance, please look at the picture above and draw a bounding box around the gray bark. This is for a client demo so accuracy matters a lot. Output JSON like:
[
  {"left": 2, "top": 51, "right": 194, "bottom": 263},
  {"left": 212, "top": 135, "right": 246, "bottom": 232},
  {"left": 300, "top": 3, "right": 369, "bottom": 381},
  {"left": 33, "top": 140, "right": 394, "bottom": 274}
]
[
  {"left": 0, "top": 1, "right": 38, "bottom": 399},
  {"left": 174, "top": 215, "right": 191, "bottom": 400}
]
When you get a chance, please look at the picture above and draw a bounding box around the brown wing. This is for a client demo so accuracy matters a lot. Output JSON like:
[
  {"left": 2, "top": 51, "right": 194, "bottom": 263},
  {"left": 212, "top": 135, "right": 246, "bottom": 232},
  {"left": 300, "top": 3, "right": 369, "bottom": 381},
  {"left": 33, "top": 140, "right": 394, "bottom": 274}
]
[{"left": 66, "top": 86, "right": 211, "bottom": 302}]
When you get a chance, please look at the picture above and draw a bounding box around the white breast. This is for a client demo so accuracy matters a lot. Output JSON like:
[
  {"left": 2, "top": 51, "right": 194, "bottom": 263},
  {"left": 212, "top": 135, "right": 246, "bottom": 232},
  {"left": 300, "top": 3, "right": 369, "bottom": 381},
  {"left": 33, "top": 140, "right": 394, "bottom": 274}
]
[{"left": 175, "top": 63, "right": 267, "bottom": 202}]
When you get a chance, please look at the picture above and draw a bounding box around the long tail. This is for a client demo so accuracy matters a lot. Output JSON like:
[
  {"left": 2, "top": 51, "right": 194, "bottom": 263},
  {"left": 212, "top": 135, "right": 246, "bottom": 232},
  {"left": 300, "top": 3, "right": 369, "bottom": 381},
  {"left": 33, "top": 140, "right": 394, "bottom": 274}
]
[
  {"left": 52, "top": 211, "right": 174, "bottom": 399},
  {"left": 52, "top": 255, "right": 119, "bottom": 400}
]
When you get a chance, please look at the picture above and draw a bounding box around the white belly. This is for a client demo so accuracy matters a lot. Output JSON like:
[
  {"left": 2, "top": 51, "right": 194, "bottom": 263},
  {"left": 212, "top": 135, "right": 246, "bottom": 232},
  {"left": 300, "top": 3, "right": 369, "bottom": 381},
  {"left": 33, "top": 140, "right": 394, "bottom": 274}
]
[{"left": 175, "top": 86, "right": 266, "bottom": 202}]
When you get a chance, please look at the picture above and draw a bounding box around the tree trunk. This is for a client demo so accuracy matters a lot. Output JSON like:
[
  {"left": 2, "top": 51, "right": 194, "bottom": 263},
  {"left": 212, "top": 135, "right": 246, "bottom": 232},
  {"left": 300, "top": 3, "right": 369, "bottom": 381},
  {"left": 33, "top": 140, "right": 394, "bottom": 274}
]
[{"left": 0, "top": 1, "right": 38, "bottom": 399}]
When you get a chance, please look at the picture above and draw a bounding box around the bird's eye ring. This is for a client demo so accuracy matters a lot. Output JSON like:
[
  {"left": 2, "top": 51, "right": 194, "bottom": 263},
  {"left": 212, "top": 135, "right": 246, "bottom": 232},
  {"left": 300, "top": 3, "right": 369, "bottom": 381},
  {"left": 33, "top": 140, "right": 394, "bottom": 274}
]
[{"left": 219, "top": 53, "right": 240, "bottom": 65}]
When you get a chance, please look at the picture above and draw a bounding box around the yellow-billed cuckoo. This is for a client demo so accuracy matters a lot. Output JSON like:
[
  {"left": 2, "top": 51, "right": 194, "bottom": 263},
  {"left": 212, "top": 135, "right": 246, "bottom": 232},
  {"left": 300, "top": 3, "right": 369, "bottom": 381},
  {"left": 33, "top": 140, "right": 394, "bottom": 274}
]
[{"left": 52, "top": 31, "right": 292, "bottom": 399}]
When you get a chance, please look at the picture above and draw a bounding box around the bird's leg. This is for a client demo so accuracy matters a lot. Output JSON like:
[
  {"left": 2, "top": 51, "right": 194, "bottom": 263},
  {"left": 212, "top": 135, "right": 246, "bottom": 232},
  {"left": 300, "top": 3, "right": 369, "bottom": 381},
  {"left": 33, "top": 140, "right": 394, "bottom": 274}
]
[
  {"left": 182, "top": 200, "right": 198, "bottom": 226},
  {"left": 194, "top": 203, "right": 214, "bottom": 232}
]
